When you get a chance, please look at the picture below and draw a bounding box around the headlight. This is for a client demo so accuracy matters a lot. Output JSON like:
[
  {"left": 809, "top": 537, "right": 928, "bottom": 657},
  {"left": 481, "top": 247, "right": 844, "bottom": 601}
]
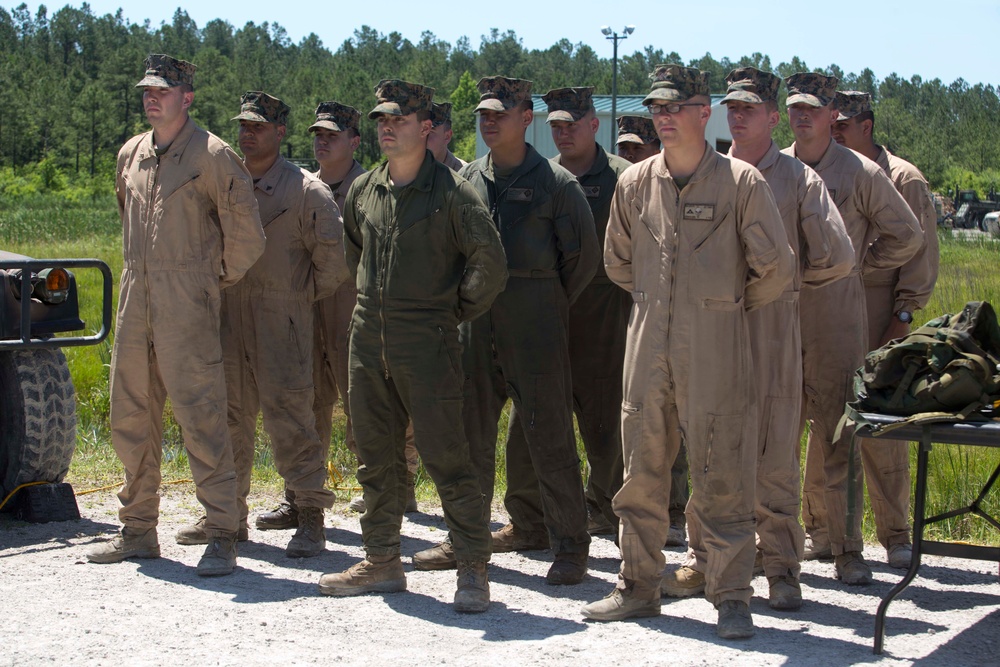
[{"left": 34, "top": 267, "right": 70, "bottom": 304}]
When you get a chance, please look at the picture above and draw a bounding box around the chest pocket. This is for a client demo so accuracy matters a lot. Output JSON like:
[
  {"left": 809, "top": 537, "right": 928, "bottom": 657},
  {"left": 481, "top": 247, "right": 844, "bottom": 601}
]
[{"left": 687, "top": 204, "right": 742, "bottom": 308}]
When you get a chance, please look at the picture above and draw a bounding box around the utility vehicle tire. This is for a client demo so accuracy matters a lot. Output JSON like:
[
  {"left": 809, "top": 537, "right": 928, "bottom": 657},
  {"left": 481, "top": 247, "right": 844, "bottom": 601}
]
[{"left": 0, "top": 349, "right": 77, "bottom": 503}]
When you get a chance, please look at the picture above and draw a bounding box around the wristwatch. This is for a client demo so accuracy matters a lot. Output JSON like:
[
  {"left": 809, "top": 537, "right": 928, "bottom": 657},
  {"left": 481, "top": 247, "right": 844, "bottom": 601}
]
[{"left": 896, "top": 311, "right": 913, "bottom": 323}]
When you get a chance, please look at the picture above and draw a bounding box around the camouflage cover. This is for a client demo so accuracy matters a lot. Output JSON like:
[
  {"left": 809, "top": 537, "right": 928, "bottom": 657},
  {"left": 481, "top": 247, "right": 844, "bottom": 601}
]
[
  {"left": 616, "top": 114, "right": 658, "bottom": 146},
  {"left": 368, "top": 79, "right": 434, "bottom": 119},
  {"left": 785, "top": 72, "right": 839, "bottom": 107},
  {"left": 722, "top": 67, "right": 781, "bottom": 105},
  {"left": 231, "top": 91, "right": 290, "bottom": 125},
  {"left": 135, "top": 54, "right": 196, "bottom": 88},
  {"left": 474, "top": 76, "right": 533, "bottom": 112},
  {"left": 642, "top": 64, "right": 709, "bottom": 105},
  {"left": 542, "top": 87, "right": 594, "bottom": 123},
  {"left": 430, "top": 102, "right": 453, "bottom": 127},
  {"left": 835, "top": 91, "right": 872, "bottom": 121},
  {"left": 310, "top": 101, "right": 360, "bottom": 133}
]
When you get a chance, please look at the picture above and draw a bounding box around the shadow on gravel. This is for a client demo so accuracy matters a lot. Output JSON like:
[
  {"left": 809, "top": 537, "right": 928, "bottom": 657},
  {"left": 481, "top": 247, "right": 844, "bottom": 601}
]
[
  {"left": 135, "top": 556, "right": 320, "bottom": 602},
  {"left": 380, "top": 588, "right": 588, "bottom": 641},
  {"left": 752, "top": 591, "right": 948, "bottom": 638},
  {"left": 0, "top": 516, "right": 119, "bottom": 556},
  {"left": 912, "top": 607, "right": 1000, "bottom": 666}
]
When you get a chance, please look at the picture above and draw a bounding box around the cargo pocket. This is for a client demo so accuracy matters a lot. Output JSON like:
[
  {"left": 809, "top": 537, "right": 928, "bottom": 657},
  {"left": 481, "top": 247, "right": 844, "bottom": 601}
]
[{"left": 703, "top": 413, "right": 745, "bottom": 503}]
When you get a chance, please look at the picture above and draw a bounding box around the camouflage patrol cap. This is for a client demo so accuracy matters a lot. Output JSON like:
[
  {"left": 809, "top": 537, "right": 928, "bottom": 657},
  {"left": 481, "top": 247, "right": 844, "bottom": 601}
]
[
  {"left": 642, "top": 64, "right": 710, "bottom": 105},
  {"left": 310, "top": 101, "right": 361, "bottom": 133},
  {"left": 835, "top": 91, "right": 873, "bottom": 121},
  {"left": 475, "top": 76, "right": 533, "bottom": 112},
  {"left": 430, "top": 102, "right": 453, "bottom": 127},
  {"left": 368, "top": 79, "right": 434, "bottom": 119},
  {"left": 785, "top": 72, "right": 840, "bottom": 107},
  {"left": 231, "top": 91, "right": 290, "bottom": 125},
  {"left": 542, "top": 87, "right": 595, "bottom": 123},
  {"left": 722, "top": 67, "right": 781, "bottom": 105},
  {"left": 616, "top": 115, "right": 658, "bottom": 146},
  {"left": 135, "top": 54, "right": 196, "bottom": 88}
]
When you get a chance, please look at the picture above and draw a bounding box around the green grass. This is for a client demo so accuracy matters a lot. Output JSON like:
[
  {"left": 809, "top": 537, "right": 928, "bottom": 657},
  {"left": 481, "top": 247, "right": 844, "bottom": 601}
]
[{"left": 3, "top": 202, "right": 997, "bottom": 545}]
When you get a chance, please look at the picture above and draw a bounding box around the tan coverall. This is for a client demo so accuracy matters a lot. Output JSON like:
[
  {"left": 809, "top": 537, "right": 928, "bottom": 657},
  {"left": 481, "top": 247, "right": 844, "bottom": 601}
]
[
  {"left": 861, "top": 147, "right": 938, "bottom": 549},
  {"left": 606, "top": 144, "right": 794, "bottom": 604},
  {"left": 313, "top": 160, "right": 366, "bottom": 455},
  {"left": 111, "top": 117, "right": 265, "bottom": 535},
  {"left": 224, "top": 156, "right": 348, "bottom": 523},
  {"left": 785, "top": 139, "right": 923, "bottom": 556},
  {"left": 705, "top": 143, "right": 854, "bottom": 580}
]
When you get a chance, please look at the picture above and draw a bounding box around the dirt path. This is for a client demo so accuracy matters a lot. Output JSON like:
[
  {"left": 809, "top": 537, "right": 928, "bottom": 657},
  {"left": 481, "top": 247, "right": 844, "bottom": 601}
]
[{"left": 1, "top": 487, "right": 998, "bottom": 666}]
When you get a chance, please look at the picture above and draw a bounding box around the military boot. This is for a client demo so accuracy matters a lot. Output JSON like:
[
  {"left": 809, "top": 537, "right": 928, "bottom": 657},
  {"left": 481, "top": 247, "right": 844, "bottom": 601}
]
[
  {"left": 661, "top": 565, "right": 705, "bottom": 598},
  {"left": 887, "top": 543, "right": 913, "bottom": 569},
  {"left": 453, "top": 560, "right": 490, "bottom": 613},
  {"left": 175, "top": 516, "right": 249, "bottom": 545},
  {"left": 581, "top": 587, "right": 661, "bottom": 621},
  {"left": 87, "top": 526, "right": 160, "bottom": 564},
  {"left": 803, "top": 533, "right": 833, "bottom": 561},
  {"left": 413, "top": 538, "right": 457, "bottom": 571},
  {"left": 196, "top": 533, "right": 238, "bottom": 577},
  {"left": 716, "top": 600, "right": 755, "bottom": 639},
  {"left": 546, "top": 552, "right": 588, "bottom": 585},
  {"left": 767, "top": 575, "right": 802, "bottom": 610},
  {"left": 404, "top": 473, "right": 418, "bottom": 514},
  {"left": 285, "top": 507, "right": 326, "bottom": 558},
  {"left": 318, "top": 554, "right": 407, "bottom": 596},
  {"left": 835, "top": 551, "right": 873, "bottom": 585},
  {"left": 491, "top": 523, "right": 548, "bottom": 553},
  {"left": 665, "top": 522, "right": 686, "bottom": 548},
  {"left": 348, "top": 496, "right": 366, "bottom": 513},
  {"left": 256, "top": 501, "right": 299, "bottom": 530},
  {"left": 586, "top": 511, "right": 614, "bottom": 536}
]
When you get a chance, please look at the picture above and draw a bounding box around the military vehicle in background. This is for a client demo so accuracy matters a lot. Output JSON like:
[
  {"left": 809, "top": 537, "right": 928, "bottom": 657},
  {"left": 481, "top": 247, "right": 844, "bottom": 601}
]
[
  {"left": 0, "top": 252, "right": 111, "bottom": 520},
  {"left": 950, "top": 187, "right": 1000, "bottom": 230}
]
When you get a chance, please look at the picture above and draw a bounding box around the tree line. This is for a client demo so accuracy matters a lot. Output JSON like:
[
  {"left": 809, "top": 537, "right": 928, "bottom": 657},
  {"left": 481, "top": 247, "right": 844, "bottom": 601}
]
[{"left": 2, "top": 3, "right": 998, "bottom": 196}]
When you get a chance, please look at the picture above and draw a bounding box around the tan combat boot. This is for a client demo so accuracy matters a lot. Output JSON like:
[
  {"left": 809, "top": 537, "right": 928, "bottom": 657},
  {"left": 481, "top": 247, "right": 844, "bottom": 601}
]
[
  {"left": 661, "top": 565, "right": 706, "bottom": 598},
  {"left": 546, "top": 552, "right": 588, "bottom": 585},
  {"left": 196, "top": 533, "right": 237, "bottom": 576},
  {"left": 835, "top": 551, "right": 873, "bottom": 585},
  {"left": 285, "top": 507, "right": 325, "bottom": 558},
  {"left": 581, "top": 588, "right": 661, "bottom": 621},
  {"left": 716, "top": 600, "right": 755, "bottom": 639},
  {"left": 413, "top": 538, "right": 457, "bottom": 571},
  {"left": 255, "top": 501, "right": 299, "bottom": 530},
  {"left": 453, "top": 560, "right": 490, "bottom": 613},
  {"left": 803, "top": 533, "right": 833, "bottom": 561},
  {"left": 318, "top": 554, "right": 407, "bottom": 596},
  {"left": 491, "top": 523, "right": 548, "bottom": 553},
  {"left": 87, "top": 526, "right": 160, "bottom": 564},
  {"left": 767, "top": 575, "right": 802, "bottom": 610},
  {"left": 175, "top": 516, "right": 249, "bottom": 545}
]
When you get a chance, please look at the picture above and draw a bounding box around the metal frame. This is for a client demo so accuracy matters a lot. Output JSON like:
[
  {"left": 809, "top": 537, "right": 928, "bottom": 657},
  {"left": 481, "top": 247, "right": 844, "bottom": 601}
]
[
  {"left": 0, "top": 258, "right": 113, "bottom": 349},
  {"left": 855, "top": 413, "right": 1000, "bottom": 654}
]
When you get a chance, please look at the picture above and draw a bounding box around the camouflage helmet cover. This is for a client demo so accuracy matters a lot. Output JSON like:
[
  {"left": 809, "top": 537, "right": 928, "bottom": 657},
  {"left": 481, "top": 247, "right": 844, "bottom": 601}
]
[
  {"left": 835, "top": 90, "right": 873, "bottom": 121},
  {"left": 616, "top": 114, "right": 658, "bottom": 146},
  {"left": 430, "top": 102, "right": 453, "bottom": 127}
]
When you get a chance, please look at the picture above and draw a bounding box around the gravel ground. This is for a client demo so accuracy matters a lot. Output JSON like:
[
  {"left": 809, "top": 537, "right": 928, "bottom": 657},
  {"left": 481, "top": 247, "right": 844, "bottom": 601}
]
[{"left": 1, "top": 486, "right": 998, "bottom": 667}]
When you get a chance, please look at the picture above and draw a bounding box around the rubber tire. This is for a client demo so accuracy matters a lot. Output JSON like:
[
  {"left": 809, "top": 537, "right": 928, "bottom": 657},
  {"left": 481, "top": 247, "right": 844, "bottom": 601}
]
[{"left": 0, "top": 349, "right": 77, "bottom": 503}]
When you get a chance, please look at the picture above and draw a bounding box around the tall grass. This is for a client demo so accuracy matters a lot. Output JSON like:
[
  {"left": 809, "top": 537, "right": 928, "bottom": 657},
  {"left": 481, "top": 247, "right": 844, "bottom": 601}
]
[{"left": 3, "top": 202, "right": 997, "bottom": 542}]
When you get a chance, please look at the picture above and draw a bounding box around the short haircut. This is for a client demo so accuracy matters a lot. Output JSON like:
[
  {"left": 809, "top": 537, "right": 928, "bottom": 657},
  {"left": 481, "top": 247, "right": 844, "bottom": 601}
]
[
  {"left": 765, "top": 99, "right": 778, "bottom": 114},
  {"left": 415, "top": 109, "right": 432, "bottom": 123}
]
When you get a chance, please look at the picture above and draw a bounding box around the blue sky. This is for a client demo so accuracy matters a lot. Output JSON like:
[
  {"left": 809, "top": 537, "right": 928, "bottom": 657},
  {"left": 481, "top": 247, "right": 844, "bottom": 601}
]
[{"left": 11, "top": 1, "right": 999, "bottom": 86}]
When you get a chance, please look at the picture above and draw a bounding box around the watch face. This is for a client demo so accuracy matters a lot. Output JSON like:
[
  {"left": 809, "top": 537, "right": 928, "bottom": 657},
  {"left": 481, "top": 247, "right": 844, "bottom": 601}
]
[{"left": 898, "top": 311, "right": 913, "bottom": 323}]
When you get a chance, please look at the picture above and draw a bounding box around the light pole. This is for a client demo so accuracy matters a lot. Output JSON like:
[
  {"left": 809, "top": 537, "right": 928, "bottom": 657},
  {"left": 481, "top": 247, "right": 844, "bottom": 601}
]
[{"left": 601, "top": 24, "right": 635, "bottom": 152}]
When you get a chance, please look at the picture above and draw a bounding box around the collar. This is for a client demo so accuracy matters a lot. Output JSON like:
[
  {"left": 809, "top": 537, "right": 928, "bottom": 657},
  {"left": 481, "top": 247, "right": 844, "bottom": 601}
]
[
  {"left": 756, "top": 141, "right": 781, "bottom": 172},
  {"left": 136, "top": 116, "right": 197, "bottom": 164},
  {"left": 253, "top": 155, "right": 288, "bottom": 196},
  {"left": 650, "top": 140, "right": 715, "bottom": 184},
  {"left": 373, "top": 150, "right": 437, "bottom": 193}
]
